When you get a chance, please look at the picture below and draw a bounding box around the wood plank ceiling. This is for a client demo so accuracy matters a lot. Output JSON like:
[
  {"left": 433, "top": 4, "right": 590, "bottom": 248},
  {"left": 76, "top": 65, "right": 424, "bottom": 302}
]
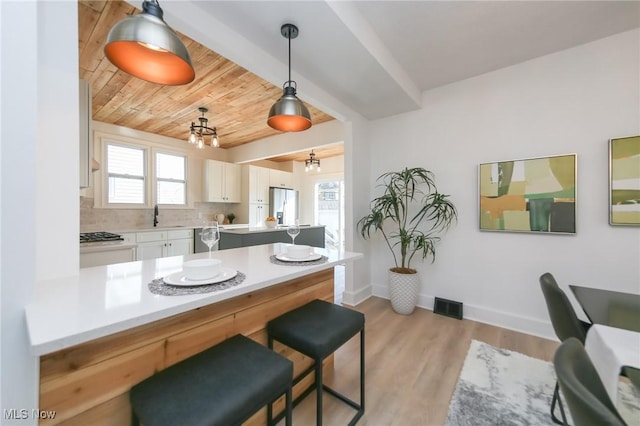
[{"left": 78, "top": 0, "right": 341, "bottom": 161}]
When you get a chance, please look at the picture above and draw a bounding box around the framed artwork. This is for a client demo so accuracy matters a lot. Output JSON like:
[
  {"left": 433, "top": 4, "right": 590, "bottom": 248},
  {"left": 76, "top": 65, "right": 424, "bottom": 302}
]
[
  {"left": 610, "top": 136, "right": 640, "bottom": 226},
  {"left": 479, "top": 154, "right": 577, "bottom": 234}
]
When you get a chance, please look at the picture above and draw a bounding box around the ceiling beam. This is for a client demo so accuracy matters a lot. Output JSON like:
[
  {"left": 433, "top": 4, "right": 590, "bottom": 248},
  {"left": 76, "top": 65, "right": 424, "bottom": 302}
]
[
  {"left": 155, "top": 0, "right": 364, "bottom": 124},
  {"left": 326, "top": 1, "right": 422, "bottom": 109},
  {"left": 228, "top": 120, "right": 345, "bottom": 164}
]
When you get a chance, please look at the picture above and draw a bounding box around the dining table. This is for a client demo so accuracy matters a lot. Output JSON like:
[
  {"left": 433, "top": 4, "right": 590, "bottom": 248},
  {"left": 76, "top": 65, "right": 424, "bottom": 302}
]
[
  {"left": 569, "top": 285, "right": 640, "bottom": 332},
  {"left": 569, "top": 285, "right": 640, "bottom": 402},
  {"left": 584, "top": 324, "right": 640, "bottom": 402}
]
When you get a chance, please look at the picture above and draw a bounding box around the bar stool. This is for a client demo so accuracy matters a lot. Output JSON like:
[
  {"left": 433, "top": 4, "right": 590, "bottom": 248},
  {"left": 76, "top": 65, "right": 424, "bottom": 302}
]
[
  {"left": 267, "top": 299, "right": 365, "bottom": 425},
  {"left": 130, "top": 334, "right": 293, "bottom": 426}
]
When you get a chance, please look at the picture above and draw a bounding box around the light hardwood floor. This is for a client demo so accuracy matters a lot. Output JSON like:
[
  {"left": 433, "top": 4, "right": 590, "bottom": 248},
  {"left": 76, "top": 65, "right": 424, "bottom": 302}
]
[{"left": 282, "top": 296, "right": 559, "bottom": 426}]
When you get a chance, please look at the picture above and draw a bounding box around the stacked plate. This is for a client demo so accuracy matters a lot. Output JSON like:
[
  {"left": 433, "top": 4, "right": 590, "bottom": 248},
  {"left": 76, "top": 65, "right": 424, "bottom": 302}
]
[
  {"left": 275, "top": 245, "right": 322, "bottom": 262},
  {"left": 164, "top": 259, "right": 237, "bottom": 286}
]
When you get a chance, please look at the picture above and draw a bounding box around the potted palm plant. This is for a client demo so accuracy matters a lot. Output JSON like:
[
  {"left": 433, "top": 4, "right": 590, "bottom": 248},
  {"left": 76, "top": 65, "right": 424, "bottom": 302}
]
[{"left": 357, "top": 167, "right": 457, "bottom": 314}]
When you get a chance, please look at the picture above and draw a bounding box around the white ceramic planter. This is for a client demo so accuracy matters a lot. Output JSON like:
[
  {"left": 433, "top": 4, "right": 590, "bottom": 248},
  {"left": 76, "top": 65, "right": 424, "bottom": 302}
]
[{"left": 388, "top": 269, "right": 420, "bottom": 315}]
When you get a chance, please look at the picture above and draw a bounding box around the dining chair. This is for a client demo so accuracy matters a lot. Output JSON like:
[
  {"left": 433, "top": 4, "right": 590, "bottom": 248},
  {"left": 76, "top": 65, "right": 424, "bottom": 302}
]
[
  {"left": 540, "top": 272, "right": 592, "bottom": 424},
  {"left": 554, "top": 337, "right": 627, "bottom": 426}
]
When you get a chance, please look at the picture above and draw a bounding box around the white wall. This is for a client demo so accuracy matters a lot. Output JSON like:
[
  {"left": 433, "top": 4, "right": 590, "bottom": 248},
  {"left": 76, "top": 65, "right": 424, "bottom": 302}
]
[
  {"left": 1, "top": 1, "right": 79, "bottom": 421},
  {"left": 364, "top": 30, "right": 640, "bottom": 339},
  {"left": 344, "top": 117, "right": 373, "bottom": 306}
]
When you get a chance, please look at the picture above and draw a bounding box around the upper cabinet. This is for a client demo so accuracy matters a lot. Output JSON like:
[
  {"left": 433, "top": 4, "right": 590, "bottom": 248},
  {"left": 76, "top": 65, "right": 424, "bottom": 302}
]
[
  {"left": 79, "top": 80, "right": 92, "bottom": 188},
  {"left": 245, "top": 165, "right": 270, "bottom": 204},
  {"left": 203, "top": 160, "right": 241, "bottom": 203},
  {"left": 269, "top": 169, "right": 294, "bottom": 189}
]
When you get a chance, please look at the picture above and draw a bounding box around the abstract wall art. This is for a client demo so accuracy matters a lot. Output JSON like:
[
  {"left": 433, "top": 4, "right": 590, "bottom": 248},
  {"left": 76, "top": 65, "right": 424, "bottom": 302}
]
[
  {"left": 479, "top": 154, "right": 576, "bottom": 234},
  {"left": 610, "top": 136, "right": 640, "bottom": 226}
]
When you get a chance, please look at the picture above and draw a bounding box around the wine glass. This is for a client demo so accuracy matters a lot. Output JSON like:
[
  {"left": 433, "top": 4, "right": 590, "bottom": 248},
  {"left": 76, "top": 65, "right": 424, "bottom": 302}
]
[
  {"left": 287, "top": 221, "right": 300, "bottom": 245},
  {"left": 200, "top": 221, "right": 220, "bottom": 257}
]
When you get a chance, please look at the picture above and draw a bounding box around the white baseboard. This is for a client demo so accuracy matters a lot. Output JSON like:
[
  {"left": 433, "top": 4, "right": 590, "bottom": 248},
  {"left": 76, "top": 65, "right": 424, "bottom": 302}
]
[
  {"left": 370, "top": 283, "right": 557, "bottom": 341},
  {"left": 342, "top": 285, "right": 373, "bottom": 307}
]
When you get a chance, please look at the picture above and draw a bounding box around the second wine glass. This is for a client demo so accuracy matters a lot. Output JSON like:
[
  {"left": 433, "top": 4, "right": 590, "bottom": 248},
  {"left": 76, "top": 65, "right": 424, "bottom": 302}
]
[
  {"left": 200, "top": 221, "right": 220, "bottom": 257},
  {"left": 287, "top": 222, "right": 300, "bottom": 245}
]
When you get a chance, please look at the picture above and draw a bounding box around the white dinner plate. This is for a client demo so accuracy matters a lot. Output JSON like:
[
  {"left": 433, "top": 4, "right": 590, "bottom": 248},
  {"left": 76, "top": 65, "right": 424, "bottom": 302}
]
[
  {"left": 275, "top": 252, "right": 323, "bottom": 262},
  {"left": 163, "top": 267, "right": 238, "bottom": 286}
]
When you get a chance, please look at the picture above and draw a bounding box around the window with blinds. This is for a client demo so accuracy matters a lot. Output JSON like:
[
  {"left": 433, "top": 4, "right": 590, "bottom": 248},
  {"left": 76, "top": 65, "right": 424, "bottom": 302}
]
[
  {"left": 156, "top": 152, "right": 186, "bottom": 205},
  {"left": 107, "top": 144, "right": 146, "bottom": 204}
]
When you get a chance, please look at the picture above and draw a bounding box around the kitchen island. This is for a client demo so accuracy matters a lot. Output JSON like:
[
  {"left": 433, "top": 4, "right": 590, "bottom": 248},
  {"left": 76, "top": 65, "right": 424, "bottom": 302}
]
[
  {"left": 26, "top": 243, "right": 362, "bottom": 425},
  {"left": 218, "top": 224, "right": 325, "bottom": 250}
]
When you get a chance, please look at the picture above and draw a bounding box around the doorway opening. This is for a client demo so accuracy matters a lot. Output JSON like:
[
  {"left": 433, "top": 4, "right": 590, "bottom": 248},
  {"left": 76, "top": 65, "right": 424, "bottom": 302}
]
[{"left": 314, "top": 180, "right": 345, "bottom": 251}]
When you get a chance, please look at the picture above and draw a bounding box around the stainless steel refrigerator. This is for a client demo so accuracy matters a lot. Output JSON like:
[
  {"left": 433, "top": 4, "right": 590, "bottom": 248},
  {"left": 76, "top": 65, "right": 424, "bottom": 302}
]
[{"left": 269, "top": 187, "right": 298, "bottom": 225}]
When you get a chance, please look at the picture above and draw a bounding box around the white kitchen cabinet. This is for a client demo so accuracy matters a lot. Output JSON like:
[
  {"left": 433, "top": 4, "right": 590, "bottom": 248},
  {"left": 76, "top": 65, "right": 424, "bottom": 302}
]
[
  {"left": 135, "top": 229, "right": 194, "bottom": 260},
  {"left": 269, "top": 169, "right": 293, "bottom": 189},
  {"left": 166, "top": 229, "right": 194, "bottom": 257},
  {"left": 136, "top": 241, "right": 166, "bottom": 260},
  {"left": 249, "top": 203, "right": 269, "bottom": 227},
  {"left": 120, "top": 232, "right": 136, "bottom": 244},
  {"left": 246, "top": 165, "right": 270, "bottom": 204},
  {"left": 240, "top": 165, "right": 271, "bottom": 226},
  {"left": 203, "top": 160, "right": 241, "bottom": 203},
  {"left": 80, "top": 245, "right": 136, "bottom": 268}
]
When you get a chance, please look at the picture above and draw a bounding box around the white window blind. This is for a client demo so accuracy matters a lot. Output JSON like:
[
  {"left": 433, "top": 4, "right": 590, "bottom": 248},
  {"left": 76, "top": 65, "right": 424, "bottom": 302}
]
[
  {"left": 107, "top": 144, "right": 146, "bottom": 204},
  {"left": 156, "top": 152, "right": 186, "bottom": 205}
]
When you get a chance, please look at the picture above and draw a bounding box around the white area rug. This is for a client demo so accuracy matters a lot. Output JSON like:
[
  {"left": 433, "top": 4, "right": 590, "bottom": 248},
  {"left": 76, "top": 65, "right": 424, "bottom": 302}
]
[{"left": 446, "top": 340, "right": 640, "bottom": 426}]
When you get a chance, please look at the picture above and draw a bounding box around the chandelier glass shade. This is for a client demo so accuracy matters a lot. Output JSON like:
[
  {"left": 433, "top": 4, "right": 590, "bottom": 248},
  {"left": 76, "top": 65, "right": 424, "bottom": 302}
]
[
  {"left": 267, "top": 24, "right": 312, "bottom": 132},
  {"left": 104, "top": 0, "right": 195, "bottom": 85},
  {"left": 304, "top": 150, "right": 321, "bottom": 172},
  {"left": 188, "top": 107, "right": 219, "bottom": 149}
]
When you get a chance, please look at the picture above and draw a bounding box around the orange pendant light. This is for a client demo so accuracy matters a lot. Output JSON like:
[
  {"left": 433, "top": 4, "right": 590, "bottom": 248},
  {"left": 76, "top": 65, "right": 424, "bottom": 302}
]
[
  {"left": 104, "top": 0, "right": 195, "bottom": 86},
  {"left": 267, "top": 24, "right": 312, "bottom": 132}
]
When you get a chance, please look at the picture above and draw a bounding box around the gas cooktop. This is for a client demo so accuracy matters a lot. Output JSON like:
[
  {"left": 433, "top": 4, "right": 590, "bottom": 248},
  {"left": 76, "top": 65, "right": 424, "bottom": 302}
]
[{"left": 80, "top": 232, "right": 124, "bottom": 243}]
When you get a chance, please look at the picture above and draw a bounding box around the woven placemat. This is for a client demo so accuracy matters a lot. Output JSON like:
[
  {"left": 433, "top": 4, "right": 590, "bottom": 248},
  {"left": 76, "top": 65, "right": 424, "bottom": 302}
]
[
  {"left": 269, "top": 254, "right": 328, "bottom": 266},
  {"left": 148, "top": 271, "right": 246, "bottom": 296}
]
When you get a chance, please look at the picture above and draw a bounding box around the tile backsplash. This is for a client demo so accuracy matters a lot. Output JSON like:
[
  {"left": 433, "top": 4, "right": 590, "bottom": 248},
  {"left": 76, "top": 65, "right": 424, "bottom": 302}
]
[{"left": 80, "top": 197, "right": 240, "bottom": 232}]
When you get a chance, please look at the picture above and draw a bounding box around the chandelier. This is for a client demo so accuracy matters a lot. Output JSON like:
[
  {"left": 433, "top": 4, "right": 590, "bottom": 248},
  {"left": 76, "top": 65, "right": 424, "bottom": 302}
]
[
  {"left": 267, "top": 23, "right": 312, "bottom": 132},
  {"left": 304, "top": 150, "right": 321, "bottom": 172},
  {"left": 188, "top": 107, "right": 219, "bottom": 149}
]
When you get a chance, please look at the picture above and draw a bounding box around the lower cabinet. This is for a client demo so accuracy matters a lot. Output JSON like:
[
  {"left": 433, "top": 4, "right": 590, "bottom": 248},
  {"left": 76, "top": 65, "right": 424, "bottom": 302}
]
[
  {"left": 136, "top": 229, "right": 194, "bottom": 261},
  {"left": 80, "top": 246, "right": 136, "bottom": 268},
  {"left": 167, "top": 236, "right": 194, "bottom": 257},
  {"left": 249, "top": 203, "right": 269, "bottom": 227},
  {"left": 136, "top": 241, "right": 165, "bottom": 261}
]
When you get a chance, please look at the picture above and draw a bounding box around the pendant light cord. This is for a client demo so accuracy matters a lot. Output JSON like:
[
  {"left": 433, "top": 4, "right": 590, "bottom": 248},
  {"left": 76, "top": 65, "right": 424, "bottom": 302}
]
[{"left": 288, "top": 30, "right": 292, "bottom": 85}]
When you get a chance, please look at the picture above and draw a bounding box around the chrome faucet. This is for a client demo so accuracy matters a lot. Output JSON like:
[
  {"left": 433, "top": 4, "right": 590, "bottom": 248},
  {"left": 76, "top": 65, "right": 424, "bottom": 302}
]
[{"left": 153, "top": 204, "right": 159, "bottom": 227}]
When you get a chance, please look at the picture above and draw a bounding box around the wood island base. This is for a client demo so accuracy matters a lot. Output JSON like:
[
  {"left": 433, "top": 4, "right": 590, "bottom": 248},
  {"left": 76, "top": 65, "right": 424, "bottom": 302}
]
[{"left": 38, "top": 268, "right": 335, "bottom": 425}]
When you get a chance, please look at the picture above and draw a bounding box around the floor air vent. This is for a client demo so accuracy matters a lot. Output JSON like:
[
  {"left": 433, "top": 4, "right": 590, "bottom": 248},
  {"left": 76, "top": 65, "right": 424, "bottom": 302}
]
[{"left": 433, "top": 297, "right": 463, "bottom": 320}]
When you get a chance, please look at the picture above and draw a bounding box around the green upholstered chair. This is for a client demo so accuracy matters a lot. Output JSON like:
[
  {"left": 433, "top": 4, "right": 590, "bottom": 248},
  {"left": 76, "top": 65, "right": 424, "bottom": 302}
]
[
  {"left": 540, "top": 272, "right": 592, "bottom": 424},
  {"left": 554, "top": 337, "right": 627, "bottom": 426}
]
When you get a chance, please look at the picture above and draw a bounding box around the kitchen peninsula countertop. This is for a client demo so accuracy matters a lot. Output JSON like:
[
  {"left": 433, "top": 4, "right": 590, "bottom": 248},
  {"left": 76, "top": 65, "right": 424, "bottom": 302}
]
[{"left": 26, "top": 243, "right": 361, "bottom": 356}]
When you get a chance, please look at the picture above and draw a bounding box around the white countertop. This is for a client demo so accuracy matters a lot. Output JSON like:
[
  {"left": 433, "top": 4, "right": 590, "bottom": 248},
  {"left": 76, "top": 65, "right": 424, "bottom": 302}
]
[
  {"left": 99, "top": 224, "right": 324, "bottom": 234},
  {"left": 26, "top": 243, "right": 362, "bottom": 356},
  {"left": 103, "top": 225, "right": 203, "bottom": 233}
]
